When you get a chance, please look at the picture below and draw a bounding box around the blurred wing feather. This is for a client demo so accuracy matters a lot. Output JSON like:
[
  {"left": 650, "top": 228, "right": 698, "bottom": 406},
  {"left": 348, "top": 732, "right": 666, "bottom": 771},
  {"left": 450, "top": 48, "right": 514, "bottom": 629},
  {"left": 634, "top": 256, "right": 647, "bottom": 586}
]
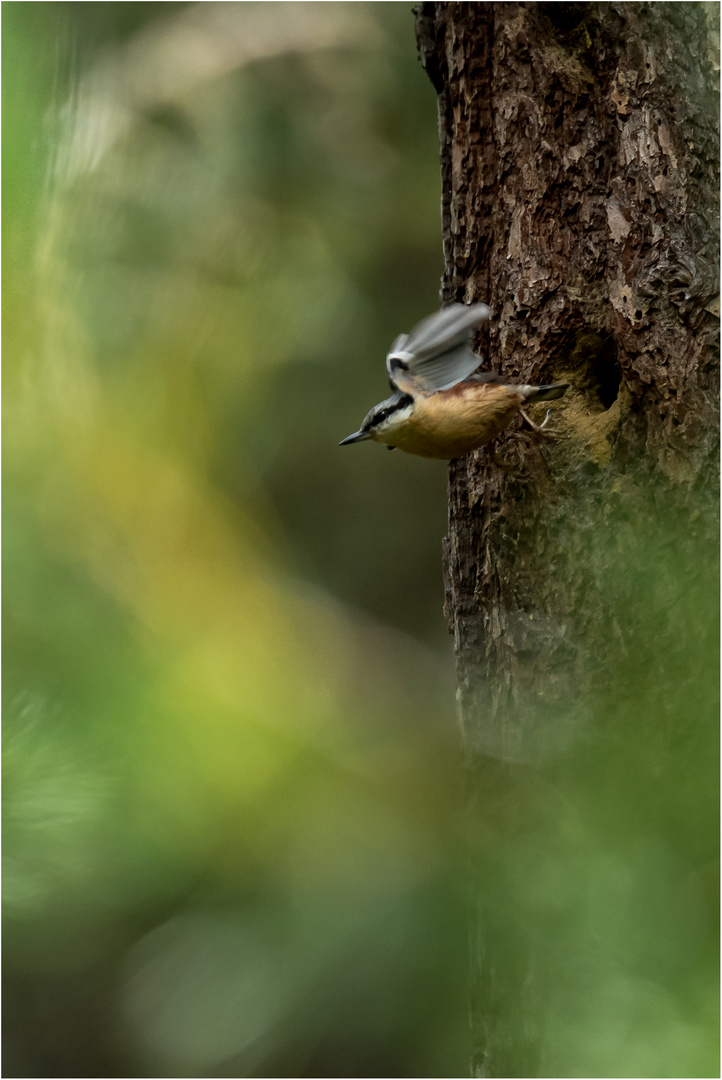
[{"left": 386, "top": 302, "right": 491, "bottom": 394}]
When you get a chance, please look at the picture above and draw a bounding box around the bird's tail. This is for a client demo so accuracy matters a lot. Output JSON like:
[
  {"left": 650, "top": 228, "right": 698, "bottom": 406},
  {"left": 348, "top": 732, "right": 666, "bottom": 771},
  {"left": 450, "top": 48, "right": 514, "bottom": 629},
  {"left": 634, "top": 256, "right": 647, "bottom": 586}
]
[{"left": 520, "top": 382, "right": 569, "bottom": 403}]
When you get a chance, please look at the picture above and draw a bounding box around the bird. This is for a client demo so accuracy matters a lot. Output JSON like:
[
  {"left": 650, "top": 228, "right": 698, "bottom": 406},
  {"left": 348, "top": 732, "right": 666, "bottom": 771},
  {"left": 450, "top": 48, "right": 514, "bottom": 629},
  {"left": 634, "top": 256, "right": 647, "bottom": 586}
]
[{"left": 339, "top": 303, "right": 568, "bottom": 459}]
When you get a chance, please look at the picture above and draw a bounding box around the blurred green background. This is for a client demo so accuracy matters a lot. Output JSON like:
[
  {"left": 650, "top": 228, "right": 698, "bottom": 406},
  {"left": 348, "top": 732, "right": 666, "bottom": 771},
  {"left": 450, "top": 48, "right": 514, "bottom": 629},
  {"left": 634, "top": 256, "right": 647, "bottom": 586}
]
[
  {"left": 3, "top": 4, "right": 719, "bottom": 1079},
  {"left": 4, "top": 4, "right": 467, "bottom": 1076}
]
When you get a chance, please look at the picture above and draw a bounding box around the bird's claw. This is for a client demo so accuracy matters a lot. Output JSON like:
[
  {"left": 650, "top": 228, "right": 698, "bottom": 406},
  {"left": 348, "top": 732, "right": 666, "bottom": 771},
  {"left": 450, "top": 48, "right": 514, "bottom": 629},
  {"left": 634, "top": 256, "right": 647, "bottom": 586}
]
[{"left": 519, "top": 408, "right": 561, "bottom": 439}]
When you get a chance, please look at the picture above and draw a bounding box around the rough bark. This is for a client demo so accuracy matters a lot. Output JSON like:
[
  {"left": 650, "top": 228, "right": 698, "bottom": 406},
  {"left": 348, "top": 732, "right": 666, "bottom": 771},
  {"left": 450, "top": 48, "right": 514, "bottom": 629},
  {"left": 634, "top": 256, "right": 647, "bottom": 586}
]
[{"left": 416, "top": 3, "right": 719, "bottom": 1076}]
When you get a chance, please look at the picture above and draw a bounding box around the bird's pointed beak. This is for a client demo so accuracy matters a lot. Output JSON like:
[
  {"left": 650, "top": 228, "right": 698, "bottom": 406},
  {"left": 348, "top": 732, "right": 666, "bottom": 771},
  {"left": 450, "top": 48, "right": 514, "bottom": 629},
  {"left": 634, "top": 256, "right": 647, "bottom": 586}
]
[{"left": 339, "top": 429, "right": 371, "bottom": 445}]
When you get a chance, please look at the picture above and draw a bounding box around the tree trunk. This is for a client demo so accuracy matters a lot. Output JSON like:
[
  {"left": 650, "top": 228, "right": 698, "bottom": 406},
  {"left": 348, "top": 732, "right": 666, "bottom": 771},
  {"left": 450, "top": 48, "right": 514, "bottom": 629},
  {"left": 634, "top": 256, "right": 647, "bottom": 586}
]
[{"left": 416, "top": 3, "right": 719, "bottom": 1076}]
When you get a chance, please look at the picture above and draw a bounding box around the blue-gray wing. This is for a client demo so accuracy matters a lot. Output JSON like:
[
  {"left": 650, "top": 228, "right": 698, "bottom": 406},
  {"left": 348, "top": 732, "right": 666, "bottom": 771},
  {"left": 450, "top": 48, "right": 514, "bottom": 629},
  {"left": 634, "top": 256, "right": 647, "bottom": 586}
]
[{"left": 386, "top": 302, "right": 491, "bottom": 394}]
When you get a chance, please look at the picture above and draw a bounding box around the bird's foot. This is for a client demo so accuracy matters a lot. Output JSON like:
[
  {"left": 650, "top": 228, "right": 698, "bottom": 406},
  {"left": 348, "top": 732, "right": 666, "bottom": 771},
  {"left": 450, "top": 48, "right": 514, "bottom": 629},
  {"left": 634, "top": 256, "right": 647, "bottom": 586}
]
[{"left": 519, "top": 408, "right": 561, "bottom": 439}]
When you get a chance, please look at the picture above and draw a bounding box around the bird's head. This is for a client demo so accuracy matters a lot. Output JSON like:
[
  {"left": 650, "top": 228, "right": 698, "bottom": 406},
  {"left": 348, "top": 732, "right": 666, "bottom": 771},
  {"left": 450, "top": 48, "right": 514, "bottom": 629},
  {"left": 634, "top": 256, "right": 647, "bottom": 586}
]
[{"left": 339, "top": 392, "right": 414, "bottom": 446}]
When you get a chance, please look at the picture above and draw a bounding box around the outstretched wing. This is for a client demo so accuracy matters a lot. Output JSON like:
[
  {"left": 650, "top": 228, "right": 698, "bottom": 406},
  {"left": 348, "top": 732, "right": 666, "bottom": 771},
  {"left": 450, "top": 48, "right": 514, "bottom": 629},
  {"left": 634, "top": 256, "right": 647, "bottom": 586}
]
[{"left": 386, "top": 302, "right": 491, "bottom": 395}]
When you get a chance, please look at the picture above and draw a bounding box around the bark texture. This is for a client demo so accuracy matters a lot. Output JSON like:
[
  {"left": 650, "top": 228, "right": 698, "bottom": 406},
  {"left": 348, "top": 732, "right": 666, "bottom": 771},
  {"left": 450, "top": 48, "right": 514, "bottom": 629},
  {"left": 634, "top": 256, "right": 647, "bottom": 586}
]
[{"left": 416, "top": 3, "right": 719, "bottom": 1076}]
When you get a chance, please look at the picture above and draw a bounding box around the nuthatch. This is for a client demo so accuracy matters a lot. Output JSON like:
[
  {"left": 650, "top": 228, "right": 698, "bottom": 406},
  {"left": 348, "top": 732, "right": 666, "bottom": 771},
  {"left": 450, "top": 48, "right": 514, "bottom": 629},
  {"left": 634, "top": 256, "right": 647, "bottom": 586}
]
[{"left": 340, "top": 303, "right": 568, "bottom": 459}]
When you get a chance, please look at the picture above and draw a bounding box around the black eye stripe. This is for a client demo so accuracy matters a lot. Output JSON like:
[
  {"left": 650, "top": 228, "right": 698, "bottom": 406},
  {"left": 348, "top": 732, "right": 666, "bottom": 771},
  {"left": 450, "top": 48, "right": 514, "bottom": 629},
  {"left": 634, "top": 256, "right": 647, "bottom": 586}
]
[{"left": 366, "top": 394, "right": 413, "bottom": 430}]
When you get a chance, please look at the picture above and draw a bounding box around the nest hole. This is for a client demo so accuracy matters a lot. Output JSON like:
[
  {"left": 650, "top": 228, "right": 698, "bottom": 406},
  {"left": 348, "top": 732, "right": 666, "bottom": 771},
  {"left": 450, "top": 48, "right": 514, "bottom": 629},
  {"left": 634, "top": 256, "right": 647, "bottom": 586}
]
[
  {"left": 545, "top": 2, "right": 589, "bottom": 35},
  {"left": 589, "top": 343, "right": 622, "bottom": 409},
  {"left": 568, "top": 330, "right": 622, "bottom": 410}
]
